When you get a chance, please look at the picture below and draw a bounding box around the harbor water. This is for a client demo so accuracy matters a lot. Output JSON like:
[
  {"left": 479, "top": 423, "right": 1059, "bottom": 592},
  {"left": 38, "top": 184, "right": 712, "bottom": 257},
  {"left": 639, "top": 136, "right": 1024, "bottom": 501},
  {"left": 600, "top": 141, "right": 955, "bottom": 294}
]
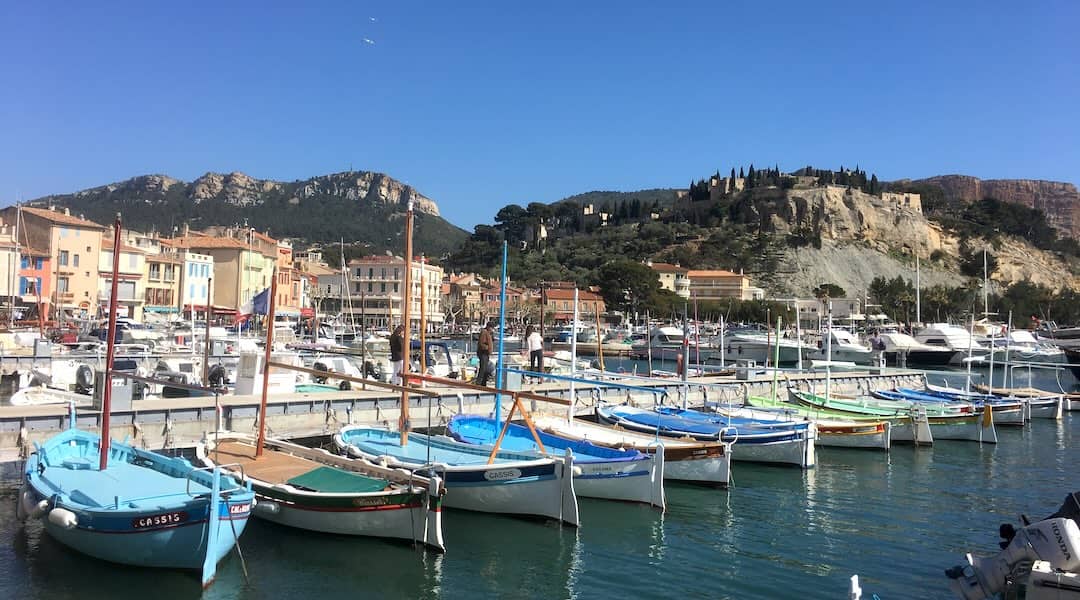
[{"left": 1, "top": 364, "right": 1077, "bottom": 598}]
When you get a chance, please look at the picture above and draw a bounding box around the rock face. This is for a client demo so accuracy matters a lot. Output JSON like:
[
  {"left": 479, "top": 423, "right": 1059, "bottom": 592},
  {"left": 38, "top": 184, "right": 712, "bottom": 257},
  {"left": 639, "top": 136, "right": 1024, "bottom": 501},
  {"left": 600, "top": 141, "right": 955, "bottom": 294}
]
[
  {"left": 729, "top": 184, "right": 1080, "bottom": 296},
  {"left": 913, "top": 175, "right": 1080, "bottom": 239}
]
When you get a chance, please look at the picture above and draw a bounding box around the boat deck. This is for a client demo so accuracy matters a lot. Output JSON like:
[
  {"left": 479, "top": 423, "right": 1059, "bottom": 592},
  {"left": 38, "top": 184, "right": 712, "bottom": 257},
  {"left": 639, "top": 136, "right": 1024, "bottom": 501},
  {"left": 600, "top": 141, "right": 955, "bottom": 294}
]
[
  {"left": 212, "top": 440, "right": 388, "bottom": 493},
  {"left": 38, "top": 458, "right": 209, "bottom": 509}
]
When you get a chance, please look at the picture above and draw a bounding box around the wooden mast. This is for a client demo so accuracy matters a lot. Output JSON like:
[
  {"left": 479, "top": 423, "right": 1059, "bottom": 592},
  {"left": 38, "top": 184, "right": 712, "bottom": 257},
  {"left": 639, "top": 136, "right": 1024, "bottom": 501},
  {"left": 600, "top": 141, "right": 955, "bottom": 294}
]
[
  {"left": 99, "top": 214, "right": 123, "bottom": 471},
  {"left": 419, "top": 255, "right": 427, "bottom": 375},
  {"left": 255, "top": 268, "right": 278, "bottom": 457},
  {"left": 399, "top": 200, "right": 414, "bottom": 446}
]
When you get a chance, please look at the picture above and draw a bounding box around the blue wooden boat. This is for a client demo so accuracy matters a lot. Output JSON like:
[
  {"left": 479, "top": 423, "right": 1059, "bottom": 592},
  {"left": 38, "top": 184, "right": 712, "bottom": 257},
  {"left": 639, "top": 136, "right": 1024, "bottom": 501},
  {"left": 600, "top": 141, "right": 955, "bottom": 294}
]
[
  {"left": 596, "top": 404, "right": 816, "bottom": 468},
  {"left": 447, "top": 414, "right": 664, "bottom": 509},
  {"left": 335, "top": 426, "right": 579, "bottom": 525},
  {"left": 18, "top": 426, "right": 254, "bottom": 586},
  {"left": 16, "top": 216, "right": 255, "bottom": 588}
]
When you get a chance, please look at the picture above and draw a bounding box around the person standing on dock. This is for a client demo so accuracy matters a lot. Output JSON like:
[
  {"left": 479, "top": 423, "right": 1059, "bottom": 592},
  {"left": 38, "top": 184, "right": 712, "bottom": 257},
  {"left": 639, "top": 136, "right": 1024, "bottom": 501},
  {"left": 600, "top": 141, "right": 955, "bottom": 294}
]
[
  {"left": 390, "top": 324, "right": 405, "bottom": 384},
  {"left": 477, "top": 322, "right": 494, "bottom": 386},
  {"left": 526, "top": 324, "right": 544, "bottom": 381}
]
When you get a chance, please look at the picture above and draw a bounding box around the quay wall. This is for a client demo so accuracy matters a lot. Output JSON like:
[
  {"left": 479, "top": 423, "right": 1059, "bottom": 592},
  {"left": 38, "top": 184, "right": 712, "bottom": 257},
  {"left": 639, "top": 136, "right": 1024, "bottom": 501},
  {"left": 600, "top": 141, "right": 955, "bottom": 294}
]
[{"left": 0, "top": 369, "right": 925, "bottom": 478}]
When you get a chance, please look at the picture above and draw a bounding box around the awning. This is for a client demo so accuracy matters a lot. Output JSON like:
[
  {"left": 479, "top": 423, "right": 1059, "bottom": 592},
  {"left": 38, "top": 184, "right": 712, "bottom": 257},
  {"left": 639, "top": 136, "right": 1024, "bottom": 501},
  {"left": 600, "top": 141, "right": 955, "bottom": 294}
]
[
  {"left": 276, "top": 309, "right": 301, "bottom": 317},
  {"left": 145, "top": 306, "right": 179, "bottom": 313},
  {"left": 300, "top": 308, "right": 315, "bottom": 317}
]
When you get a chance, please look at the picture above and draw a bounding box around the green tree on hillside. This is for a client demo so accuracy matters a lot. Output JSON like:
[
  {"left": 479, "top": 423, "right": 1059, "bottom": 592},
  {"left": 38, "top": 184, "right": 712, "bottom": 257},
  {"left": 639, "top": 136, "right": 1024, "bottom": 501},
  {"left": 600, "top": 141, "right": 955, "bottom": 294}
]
[
  {"left": 596, "top": 259, "right": 662, "bottom": 314},
  {"left": 813, "top": 283, "right": 847, "bottom": 299}
]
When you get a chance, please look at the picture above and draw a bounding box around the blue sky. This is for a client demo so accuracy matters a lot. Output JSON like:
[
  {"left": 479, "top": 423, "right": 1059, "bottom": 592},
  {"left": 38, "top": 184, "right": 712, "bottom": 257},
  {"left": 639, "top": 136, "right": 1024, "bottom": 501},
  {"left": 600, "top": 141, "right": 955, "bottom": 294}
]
[{"left": 1, "top": 1, "right": 1077, "bottom": 229}]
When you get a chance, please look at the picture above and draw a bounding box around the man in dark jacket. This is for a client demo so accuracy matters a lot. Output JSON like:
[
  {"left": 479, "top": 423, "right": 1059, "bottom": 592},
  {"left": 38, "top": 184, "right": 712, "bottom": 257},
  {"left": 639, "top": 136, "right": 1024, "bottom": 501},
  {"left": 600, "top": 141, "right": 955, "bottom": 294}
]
[
  {"left": 390, "top": 325, "right": 404, "bottom": 384},
  {"left": 477, "top": 323, "right": 494, "bottom": 386}
]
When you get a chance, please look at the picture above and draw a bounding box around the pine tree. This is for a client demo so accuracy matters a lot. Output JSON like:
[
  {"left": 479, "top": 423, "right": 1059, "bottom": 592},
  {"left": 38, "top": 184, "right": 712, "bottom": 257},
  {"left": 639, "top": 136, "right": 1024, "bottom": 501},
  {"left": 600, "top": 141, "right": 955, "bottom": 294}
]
[
  {"left": 747, "top": 164, "right": 756, "bottom": 189},
  {"left": 739, "top": 167, "right": 745, "bottom": 179},
  {"left": 870, "top": 174, "right": 879, "bottom": 195}
]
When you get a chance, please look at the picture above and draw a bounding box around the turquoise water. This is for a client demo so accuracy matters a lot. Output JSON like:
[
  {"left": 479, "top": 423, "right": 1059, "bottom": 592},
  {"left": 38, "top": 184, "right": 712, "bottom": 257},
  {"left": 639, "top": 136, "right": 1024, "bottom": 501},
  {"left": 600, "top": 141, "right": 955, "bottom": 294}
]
[{"left": 2, "top": 414, "right": 1077, "bottom": 599}]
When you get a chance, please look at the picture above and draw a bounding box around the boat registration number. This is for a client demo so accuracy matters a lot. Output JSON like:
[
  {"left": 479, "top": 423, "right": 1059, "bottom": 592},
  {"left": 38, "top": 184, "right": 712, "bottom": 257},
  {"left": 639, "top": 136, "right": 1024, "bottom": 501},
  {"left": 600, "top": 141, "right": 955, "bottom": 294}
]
[
  {"left": 229, "top": 503, "right": 251, "bottom": 515},
  {"left": 132, "top": 511, "right": 189, "bottom": 529},
  {"left": 484, "top": 468, "right": 522, "bottom": 482}
]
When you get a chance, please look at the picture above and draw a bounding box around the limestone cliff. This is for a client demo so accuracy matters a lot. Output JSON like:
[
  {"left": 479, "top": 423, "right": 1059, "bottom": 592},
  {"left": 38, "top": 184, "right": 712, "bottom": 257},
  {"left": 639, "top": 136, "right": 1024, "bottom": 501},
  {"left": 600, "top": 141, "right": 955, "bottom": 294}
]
[
  {"left": 729, "top": 185, "right": 1080, "bottom": 296},
  {"left": 909, "top": 175, "right": 1080, "bottom": 239}
]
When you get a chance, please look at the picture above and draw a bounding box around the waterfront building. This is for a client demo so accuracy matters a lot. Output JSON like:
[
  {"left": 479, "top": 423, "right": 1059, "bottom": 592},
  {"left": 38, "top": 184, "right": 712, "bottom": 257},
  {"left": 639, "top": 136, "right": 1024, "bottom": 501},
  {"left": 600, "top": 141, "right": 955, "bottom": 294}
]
[
  {"left": 685, "top": 269, "right": 764, "bottom": 301},
  {"left": 0, "top": 206, "right": 106, "bottom": 320},
  {"left": 541, "top": 288, "right": 605, "bottom": 325},
  {"left": 16, "top": 247, "right": 51, "bottom": 319},
  {"left": 0, "top": 221, "right": 18, "bottom": 303},
  {"left": 646, "top": 261, "right": 690, "bottom": 299},
  {"left": 446, "top": 273, "right": 484, "bottom": 326},
  {"left": 126, "top": 231, "right": 183, "bottom": 320},
  {"left": 176, "top": 247, "right": 214, "bottom": 319},
  {"left": 343, "top": 255, "right": 444, "bottom": 330},
  {"left": 170, "top": 227, "right": 275, "bottom": 319},
  {"left": 99, "top": 239, "right": 146, "bottom": 320}
]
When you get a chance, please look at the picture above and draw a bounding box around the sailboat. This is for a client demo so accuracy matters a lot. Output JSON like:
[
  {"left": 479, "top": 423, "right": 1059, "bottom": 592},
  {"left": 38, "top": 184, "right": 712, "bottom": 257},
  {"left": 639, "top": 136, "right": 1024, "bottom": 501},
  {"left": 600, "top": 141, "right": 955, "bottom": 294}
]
[
  {"left": 17, "top": 216, "right": 254, "bottom": 587},
  {"left": 198, "top": 262, "right": 446, "bottom": 550}
]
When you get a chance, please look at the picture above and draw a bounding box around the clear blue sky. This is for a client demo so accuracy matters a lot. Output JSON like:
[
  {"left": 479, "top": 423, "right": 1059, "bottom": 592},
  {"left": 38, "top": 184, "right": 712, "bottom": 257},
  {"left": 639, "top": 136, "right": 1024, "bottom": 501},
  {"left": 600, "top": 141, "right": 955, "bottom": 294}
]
[{"left": 2, "top": 1, "right": 1077, "bottom": 229}]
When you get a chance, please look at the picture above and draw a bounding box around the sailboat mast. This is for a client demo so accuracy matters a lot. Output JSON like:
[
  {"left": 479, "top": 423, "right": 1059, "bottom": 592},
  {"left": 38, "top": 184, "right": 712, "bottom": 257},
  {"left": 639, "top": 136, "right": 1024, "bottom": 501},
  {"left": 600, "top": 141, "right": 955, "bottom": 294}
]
[
  {"left": 915, "top": 254, "right": 921, "bottom": 325},
  {"left": 255, "top": 267, "right": 279, "bottom": 457},
  {"left": 824, "top": 301, "right": 833, "bottom": 401},
  {"left": 983, "top": 249, "right": 989, "bottom": 318},
  {"left": 567, "top": 287, "right": 579, "bottom": 423},
  {"left": 9, "top": 201, "right": 19, "bottom": 329},
  {"left": 99, "top": 214, "right": 123, "bottom": 471},
  {"left": 964, "top": 315, "right": 975, "bottom": 393},
  {"left": 398, "top": 202, "right": 414, "bottom": 446},
  {"left": 419, "top": 255, "right": 427, "bottom": 374},
  {"left": 494, "top": 241, "right": 508, "bottom": 423}
]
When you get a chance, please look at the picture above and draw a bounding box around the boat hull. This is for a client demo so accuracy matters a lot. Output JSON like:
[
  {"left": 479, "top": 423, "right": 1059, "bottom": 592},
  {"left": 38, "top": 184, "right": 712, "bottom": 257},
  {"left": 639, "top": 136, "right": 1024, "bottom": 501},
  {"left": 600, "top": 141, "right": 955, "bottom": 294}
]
[
  {"left": 534, "top": 417, "right": 731, "bottom": 486},
  {"left": 250, "top": 486, "right": 442, "bottom": 551},
  {"left": 1027, "top": 397, "right": 1063, "bottom": 420},
  {"left": 815, "top": 422, "right": 891, "bottom": 450},
  {"left": 335, "top": 428, "right": 579, "bottom": 526}
]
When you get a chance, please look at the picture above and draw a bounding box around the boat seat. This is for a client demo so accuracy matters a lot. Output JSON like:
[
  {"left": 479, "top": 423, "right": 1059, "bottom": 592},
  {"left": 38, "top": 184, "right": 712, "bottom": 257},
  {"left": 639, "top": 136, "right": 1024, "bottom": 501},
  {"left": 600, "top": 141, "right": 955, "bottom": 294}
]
[{"left": 62, "top": 457, "right": 93, "bottom": 470}]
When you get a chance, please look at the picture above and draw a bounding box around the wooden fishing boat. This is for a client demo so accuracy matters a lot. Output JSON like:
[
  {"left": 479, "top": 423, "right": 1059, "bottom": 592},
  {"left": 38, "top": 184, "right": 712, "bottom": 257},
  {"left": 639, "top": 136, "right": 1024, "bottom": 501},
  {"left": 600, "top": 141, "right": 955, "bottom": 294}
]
[
  {"left": 197, "top": 432, "right": 445, "bottom": 551},
  {"left": 447, "top": 414, "right": 664, "bottom": 509},
  {"left": 596, "top": 404, "right": 816, "bottom": 468},
  {"left": 20, "top": 428, "right": 254, "bottom": 586},
  {"left": 920, "top": 385, "right": 1031, "bottom": 425},
  {"left": 17, "top": 216, "right": 253, "bottom": 588},
  {"left": 733, "top": 396, "right": 891, "bottom": 451},
  {"left": 531, "top": 414, "right": 732, "bottom": 487},
  {"left": 790, "top": 389, "right": 997, "bottom": 444},
  {"left": 334, "top": 426, "right": 579, "bottom": 526}
]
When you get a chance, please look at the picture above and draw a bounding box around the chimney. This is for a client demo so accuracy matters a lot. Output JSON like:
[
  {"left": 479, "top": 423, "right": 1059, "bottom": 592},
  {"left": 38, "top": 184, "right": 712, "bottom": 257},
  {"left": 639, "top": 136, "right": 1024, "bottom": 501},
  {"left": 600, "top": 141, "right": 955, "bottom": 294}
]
[{"left": 183, "top": 223, "right": 190, "bottom": 237}]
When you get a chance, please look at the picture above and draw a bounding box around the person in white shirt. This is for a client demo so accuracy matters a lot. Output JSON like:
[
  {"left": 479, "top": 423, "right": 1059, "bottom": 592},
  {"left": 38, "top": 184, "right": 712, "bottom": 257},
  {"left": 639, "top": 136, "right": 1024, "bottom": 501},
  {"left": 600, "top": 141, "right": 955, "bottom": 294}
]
[{"left": 525, "top": 324, "right": 544, "bottom": 381}]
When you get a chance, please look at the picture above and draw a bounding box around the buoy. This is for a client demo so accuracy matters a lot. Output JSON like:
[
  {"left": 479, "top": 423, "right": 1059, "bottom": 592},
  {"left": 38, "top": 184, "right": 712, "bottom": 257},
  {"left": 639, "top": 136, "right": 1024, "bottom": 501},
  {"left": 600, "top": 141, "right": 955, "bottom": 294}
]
[{"left": 47, "top": 507, "right": 78, "bottom": 529}]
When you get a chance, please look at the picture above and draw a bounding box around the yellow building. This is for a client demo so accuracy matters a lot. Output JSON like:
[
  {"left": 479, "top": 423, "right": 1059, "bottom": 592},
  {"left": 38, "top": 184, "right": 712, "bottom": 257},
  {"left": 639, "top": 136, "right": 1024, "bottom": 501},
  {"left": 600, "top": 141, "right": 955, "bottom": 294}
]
[
  {"left": 0, "top": 206, "right": 106, "bottom": 320},
  {"left": 685, "top": 269, "right": 764, "bottom": 301},
  {"left": 126, "top": 231, "right": 183, "bottom": 320},
  {"left": 170, "top": 227, "right": 276, "bottom": 318},
  {"left": 99, "top": 239, "right": 146, "bottom": 320}
]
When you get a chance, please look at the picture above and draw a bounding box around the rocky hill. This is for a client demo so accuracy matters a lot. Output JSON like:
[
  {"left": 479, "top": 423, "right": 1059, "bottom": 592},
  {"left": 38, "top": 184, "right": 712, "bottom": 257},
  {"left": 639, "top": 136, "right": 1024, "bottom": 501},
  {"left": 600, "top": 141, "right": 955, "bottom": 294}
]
[
  {"left": 904, "top": 175, "right": 1080, "bottom": 239},
  {"left": 724, "top": 184, "right": 1080, "bottom": 296},
  {"left": 29, "top": 171, "right": 466, "bottom": 257}
]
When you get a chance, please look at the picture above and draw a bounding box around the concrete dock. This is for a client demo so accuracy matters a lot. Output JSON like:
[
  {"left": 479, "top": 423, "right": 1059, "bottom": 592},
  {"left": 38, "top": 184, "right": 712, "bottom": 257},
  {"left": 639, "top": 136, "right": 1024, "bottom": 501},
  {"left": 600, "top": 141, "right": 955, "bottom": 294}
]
[{"left": 0, "top": 368, "right": 926, "bottom": 478}]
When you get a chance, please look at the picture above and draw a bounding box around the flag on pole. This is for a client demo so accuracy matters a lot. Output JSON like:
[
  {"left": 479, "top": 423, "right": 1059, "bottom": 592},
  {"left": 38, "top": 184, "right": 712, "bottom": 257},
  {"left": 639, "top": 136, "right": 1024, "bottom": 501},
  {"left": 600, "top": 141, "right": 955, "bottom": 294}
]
[{"left": 237, "top": 288, "right": 270, "bottom": 323}]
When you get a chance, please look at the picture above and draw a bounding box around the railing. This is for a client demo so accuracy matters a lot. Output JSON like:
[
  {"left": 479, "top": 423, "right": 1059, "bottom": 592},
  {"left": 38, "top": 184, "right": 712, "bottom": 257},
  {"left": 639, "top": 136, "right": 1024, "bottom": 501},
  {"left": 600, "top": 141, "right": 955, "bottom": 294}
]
[{"left": 185, "top": 463, "right": 248, "bottom": 497}]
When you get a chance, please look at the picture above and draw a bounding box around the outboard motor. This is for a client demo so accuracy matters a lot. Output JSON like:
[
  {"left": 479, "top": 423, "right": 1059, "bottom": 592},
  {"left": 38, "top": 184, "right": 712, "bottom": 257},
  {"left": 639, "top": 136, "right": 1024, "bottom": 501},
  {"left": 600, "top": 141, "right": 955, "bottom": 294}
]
[
  {"left": 947, "top": 506, "right": 1080, "bottom": 599},
  {"left": 312, "top": 361, "right": 330, "bottom": 384},
  {"left": 74, "top": 364, "right": 94, "bottom": 395},
  {"left": 207, "top": 364, "right": 228, "bottom": 389}
]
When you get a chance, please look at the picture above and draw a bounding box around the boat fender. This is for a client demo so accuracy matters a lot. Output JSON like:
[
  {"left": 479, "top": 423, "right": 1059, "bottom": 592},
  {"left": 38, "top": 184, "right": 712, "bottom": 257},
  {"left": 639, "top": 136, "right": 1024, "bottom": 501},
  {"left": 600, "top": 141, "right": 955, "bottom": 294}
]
[
  {"left": 571, "top": 466, "right": 583, "bottom": 476},
  {"left": 17, "top": 488, "right": 45, "bottom": 520},
  {"left": 253, "top": 500, "right": 280, "bottom": 515},
  {"left": 430, "top": 462, "right": 450, "bottom": 472},
  {"left": 338, "top": 380, "right": 351, "bottom": 391},
  {"left": 312, "top": 362, "right": 330, "bottom": 384},
  {"left": 207, "top": 364, "right": 227, "bottom": 387},
  {"left": 47, "top": 507, "right": 78, "bottom": 529}
]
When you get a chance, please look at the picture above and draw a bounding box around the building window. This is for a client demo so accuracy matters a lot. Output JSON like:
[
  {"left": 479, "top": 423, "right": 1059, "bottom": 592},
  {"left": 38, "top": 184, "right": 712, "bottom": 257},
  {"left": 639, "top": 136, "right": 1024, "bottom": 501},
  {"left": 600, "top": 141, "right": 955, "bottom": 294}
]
[
  {"left": 380, "top": 283, "right": 386, "bottom": 293},
  {"left": 200, "top": 285, "right": 206, "bottom": 299},
  {"left": 149, "top": 264, "right": 161, "bottom": 280},
  {"left": 368, "top": 268, "right": 374, "bottom": 279},
  {"left": 20, "top": 256, "right": 29, "bottom": 269},
  {"left": 58, "top": 277, "right": 70, "bottom": 292},
  {"left": 128, "top": 254, "right": 137, "bottom": 268},
  {"left": 381, "top": 268, "right": 386, "bottom": 279},
  {"left": 59, "top": 251, "right": 69, "bottom": 266},
  {"left": 189, "top": 284, "right": 195, "bottom": 299},
  {"left": 393, "top": 283, "right": 399, "bottom": 293},
  {"left": 394, "top": 268, "right": 399, "bottom": 279},
  {"left": 73, "top": 254, "right": 80, "bottom": 267}
]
